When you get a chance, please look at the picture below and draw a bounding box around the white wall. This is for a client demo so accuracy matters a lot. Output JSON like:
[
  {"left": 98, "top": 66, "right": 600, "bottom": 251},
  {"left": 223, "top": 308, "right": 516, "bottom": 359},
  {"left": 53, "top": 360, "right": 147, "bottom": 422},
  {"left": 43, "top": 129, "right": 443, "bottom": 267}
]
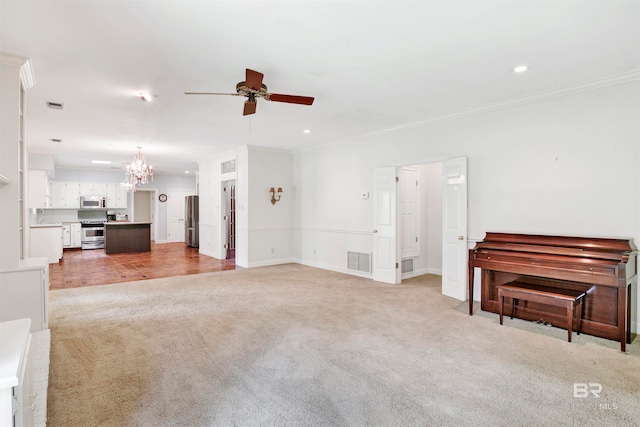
[
  {"left": 292, "top": 80, "right": 640, "bottom": 332},
  {"left": 0, "top": 59, "right": 23, "bottom": 269},
  {"left": 199, "top": 146, "right": 293, "bottom": 268},
  {"left": 245, "top": 146, "right": 294, "bottom": 267},
  {"left": 198, "top": 160, "right": 221, "bottom": 260},
  {"left": 419, "top": 162, "right": 443, "bottom": 275}
]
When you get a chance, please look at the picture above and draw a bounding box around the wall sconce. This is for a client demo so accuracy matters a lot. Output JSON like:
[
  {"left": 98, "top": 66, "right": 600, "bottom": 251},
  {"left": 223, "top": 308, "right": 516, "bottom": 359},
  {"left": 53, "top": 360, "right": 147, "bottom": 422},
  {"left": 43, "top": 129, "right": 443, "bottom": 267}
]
[{"left": 270, "top": 187, "right": 282, "bottom": 205}]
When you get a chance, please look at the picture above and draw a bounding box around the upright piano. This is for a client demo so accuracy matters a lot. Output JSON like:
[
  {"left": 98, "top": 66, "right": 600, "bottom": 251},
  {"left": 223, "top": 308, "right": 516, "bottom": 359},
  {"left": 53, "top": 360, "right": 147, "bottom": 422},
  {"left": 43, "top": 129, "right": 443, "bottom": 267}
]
[{"left": 468, "top": 233, "right": 637, "bottom": 351}]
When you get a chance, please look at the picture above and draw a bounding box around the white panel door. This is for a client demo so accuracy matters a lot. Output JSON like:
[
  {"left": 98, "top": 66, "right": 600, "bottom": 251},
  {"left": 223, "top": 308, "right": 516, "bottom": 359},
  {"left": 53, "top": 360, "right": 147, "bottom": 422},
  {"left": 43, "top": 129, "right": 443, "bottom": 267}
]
[
  {"left": 400, "top": 167, "right": 420, "bottom": 258},
  {"left": 372, "top": 167, "right": 399, "bottom": 284},
  {"left": 441, "top": 156, "right": 468, "bottom": 300},
  {"left": 168, "top": 190, "right": 194, "bottom": 242}
]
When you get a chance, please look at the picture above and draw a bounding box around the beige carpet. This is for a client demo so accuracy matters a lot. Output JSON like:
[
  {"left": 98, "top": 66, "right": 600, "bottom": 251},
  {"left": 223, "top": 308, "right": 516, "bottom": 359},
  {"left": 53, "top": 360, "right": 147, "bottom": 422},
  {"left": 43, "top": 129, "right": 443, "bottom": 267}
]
[{"left": 47, "top": 264, "right": 640, "bottom": 426}]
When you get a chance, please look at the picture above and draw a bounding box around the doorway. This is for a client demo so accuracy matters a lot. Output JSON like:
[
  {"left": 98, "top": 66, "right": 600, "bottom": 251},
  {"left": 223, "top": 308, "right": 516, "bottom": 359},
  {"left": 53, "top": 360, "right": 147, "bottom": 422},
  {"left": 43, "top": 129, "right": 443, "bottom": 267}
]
[
  {"left": 133, "top": 189, "right": 156, "bottom": 241},
  {"left": 167, "top": 189, "right": 196, "bottom": 243},
  {"left": 222, "top": 180, "right": 236, "bottom": 260},
  {"left": 372, "top": 156, "right": 468, "bottom": 301}
]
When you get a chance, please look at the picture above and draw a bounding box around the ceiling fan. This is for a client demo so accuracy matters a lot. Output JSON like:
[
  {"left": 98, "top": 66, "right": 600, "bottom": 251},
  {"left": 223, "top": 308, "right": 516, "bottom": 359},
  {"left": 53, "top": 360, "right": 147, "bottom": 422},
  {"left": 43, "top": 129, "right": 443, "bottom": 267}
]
[{"left": 185, "top": 69, "right": 315, "bottom": 116}]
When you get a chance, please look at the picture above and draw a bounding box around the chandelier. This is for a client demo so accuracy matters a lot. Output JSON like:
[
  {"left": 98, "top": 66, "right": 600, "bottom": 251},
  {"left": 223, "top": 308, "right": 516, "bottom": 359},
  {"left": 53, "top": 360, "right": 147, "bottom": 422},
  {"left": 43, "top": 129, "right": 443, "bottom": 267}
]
[{"left": 123, "top": 146, "right": 153, "bottom": 190}]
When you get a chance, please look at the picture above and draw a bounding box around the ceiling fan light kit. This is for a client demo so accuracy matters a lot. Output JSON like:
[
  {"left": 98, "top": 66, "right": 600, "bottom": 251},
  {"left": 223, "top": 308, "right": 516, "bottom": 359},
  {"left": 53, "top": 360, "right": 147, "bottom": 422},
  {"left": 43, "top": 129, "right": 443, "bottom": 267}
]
[{"left": 185, "top": 69, "right": 314, "bottom": 116}]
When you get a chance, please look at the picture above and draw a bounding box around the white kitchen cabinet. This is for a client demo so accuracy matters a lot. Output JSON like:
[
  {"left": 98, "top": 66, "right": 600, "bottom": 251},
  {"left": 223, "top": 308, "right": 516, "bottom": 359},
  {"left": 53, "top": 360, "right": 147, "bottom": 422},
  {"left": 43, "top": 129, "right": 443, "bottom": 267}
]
[
  {"left": 0, "top": 258, "right": 49, "bottom": 332},
  {"left": 49, "top": 181, "right": 65, "bottom": 208},
  {"left": 62, "top": 224, "right": 71, "bottom": 246},
  {"left": 79, "top": 182, "right": 107, "bottom": 196},
  {"left": 0, "top": 319, "right": 32, "bottom": 427},
  {"left": 29, "top": 225, "right": 62, "bottom": 264},
  {"left": 28, "top": 170, "right": 49, "bottom": 209},
  {"left": 62, "top": 223, "right": 81, "bottom": 248},
  {"left": 72, "top": 223, "right": 82, "bottom": 247},
  {"left": 106, "top": 182, "right": 128, "bottom": 208},
  {"left": 66, "top": 182, "right": 80, "bottom": 207},
  {"left": 49, "top": 181, "right": 79, "bottom": 208}
]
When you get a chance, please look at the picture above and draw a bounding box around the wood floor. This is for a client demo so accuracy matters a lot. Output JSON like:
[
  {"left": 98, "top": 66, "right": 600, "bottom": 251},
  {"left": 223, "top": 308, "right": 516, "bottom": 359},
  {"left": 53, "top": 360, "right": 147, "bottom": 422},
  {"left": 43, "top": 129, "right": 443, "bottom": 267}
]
[{"left": 49, "top": 242, "right": 236, "bottom": 290}]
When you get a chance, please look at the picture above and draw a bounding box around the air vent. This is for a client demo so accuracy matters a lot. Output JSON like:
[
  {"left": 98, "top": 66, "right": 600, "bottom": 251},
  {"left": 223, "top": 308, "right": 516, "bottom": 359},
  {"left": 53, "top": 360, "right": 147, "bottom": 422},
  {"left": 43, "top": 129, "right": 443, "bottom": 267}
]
[
  {"left": 46, "top": 101, "right": 64, "bottom": 110},
  {"left": 50, "top": 138, "right": 62, "bottom": 143},
  {"left": 221, "top": 159, "right": 236, "bottom": 174},
  {"left": 401, "top": 258, "right": 414, "bottom": 274},
  {"left": 347, "top": 251, "right": 371, "bottom": 273}
]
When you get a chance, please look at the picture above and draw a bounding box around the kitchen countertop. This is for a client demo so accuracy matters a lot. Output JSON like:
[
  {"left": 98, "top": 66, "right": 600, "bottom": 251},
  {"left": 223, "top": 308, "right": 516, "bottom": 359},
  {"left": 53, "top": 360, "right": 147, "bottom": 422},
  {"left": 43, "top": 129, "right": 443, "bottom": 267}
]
[
  {"left": 30, "top": 223, "right": 62, "bottom": 228},
  {"left": 104, "top": 222, "right": 152, "bottom": 226}
]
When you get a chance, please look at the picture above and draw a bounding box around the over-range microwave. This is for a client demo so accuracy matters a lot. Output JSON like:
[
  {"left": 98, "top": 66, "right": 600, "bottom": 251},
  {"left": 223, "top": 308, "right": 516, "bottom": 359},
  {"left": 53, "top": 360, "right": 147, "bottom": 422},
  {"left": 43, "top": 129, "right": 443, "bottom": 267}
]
[{"left": 80, "top": 195, "right": 106, "bottom": 209}]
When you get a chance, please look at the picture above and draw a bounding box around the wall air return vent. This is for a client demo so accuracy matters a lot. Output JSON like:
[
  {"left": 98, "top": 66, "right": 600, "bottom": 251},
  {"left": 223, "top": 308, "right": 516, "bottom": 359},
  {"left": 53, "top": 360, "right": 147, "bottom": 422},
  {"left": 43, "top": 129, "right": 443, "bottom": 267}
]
[
  {"left": 401, "top": 258, "right": 414, "bottom": 274},
  {"left": 347, "top": 251, "right": 371, "bottom": 273},
  {"left": 221, "top": 159, "right": 236, "bottom": 174},
  {"left": 46, "top": 101, "right": 64, "bottom": 110}
]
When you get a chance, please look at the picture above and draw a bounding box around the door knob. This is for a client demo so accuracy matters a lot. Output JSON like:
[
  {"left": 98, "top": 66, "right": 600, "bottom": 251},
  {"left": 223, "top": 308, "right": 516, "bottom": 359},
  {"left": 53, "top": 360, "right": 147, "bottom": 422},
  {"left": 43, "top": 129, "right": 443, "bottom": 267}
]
[
  {"left": 373, "top": 229, "right": 378, "bottom": 234},
  {"left": 458, "top": 235, "right": 464, "bottom": 240}
]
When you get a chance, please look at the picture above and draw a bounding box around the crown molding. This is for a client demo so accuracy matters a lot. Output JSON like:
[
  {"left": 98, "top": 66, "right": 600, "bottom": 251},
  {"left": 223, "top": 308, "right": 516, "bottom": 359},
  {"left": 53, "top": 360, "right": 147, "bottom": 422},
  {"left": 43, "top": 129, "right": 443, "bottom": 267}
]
[
  {"left": 0, "top": 52, "right": 28, "bottom": 67},
  {"left": 300, "top": 69, "right": 640, "bottom": 153},
  {"left": 20, "top": 59, "right": 36, "bottom": 90},
  {"left": 0, "top": 52, "right": 36, "bottom": 89},
  {"left": 244, "top": 145, "right": 294, "bottom": 155}
]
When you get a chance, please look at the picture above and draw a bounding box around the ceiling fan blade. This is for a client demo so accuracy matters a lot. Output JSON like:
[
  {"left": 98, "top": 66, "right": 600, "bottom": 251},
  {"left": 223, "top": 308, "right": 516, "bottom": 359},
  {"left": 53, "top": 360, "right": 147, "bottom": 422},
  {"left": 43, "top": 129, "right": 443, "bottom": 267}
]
[
  {"left": 267, "top": 93, "right": 315, "bottom": 105},
  {"left": 184, "top": 92, "right": 239, "bottom": 96},
  {"left": 243, "top": 100, "right": 257, "bottom": 116},
  {"left": 245, "top": 69, "right": 264, "bottom": 91}
]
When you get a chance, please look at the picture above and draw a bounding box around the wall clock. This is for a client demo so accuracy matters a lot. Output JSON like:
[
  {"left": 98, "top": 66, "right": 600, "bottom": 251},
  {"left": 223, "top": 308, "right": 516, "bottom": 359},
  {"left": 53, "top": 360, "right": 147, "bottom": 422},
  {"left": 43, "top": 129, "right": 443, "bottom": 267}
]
[{"left": 159, "top": 194, "right": 167, "bottom": 202}]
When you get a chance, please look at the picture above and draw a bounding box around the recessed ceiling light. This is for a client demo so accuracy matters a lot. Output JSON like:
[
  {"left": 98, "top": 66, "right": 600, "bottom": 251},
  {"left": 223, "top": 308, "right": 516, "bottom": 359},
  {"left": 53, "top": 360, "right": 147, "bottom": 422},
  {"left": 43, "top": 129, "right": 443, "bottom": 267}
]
[
  {"left": 513, "top": 65, "right": 529, "bottom": 73},
  {"left": 140, "top": 92, "right": 152, "bottom": 102},
  {"left": 92, "top": 160, "right": 111, "bottom": 165},
  {"left": 303, "top": 129, "right": 311, "bottom": 134},
  {"left": 185, "top": 171, "right": 189, "bottom": 174}
]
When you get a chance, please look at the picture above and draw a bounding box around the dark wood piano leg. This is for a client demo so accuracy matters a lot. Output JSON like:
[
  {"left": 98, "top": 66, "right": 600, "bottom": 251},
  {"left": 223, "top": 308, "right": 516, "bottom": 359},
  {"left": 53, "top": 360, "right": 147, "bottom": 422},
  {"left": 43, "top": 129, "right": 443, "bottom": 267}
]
[
  {"left": 577, "top": 298, "right": 583, "bottom": 336},
  {"left": 499, "top": 290, "right": 504, "bottom": 325},
  {"left": 468, "top": 251, "right": 474, "bottom": 316},
  {"left": 510, "top": 298, "right": 516, "bottom": 319},
  {"left": 567, "top": 303, "right": 573, "bottom": 343},
  {"left": 619, "top": 287, "right": 627, "bottom": 352}
]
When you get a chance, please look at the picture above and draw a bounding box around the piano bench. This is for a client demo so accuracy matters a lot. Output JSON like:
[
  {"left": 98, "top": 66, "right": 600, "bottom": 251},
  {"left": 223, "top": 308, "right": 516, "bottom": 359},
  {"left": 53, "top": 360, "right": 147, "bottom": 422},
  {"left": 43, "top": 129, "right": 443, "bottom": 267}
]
[{"left": 496, "top": 282, "right": 587, "bottom": 343}]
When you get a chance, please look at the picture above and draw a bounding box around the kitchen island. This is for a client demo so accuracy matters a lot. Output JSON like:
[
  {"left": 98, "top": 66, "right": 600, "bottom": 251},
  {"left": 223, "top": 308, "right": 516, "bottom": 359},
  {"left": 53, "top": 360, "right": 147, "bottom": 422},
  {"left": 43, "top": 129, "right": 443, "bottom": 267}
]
[{"left": 104, "top": 222, "right": 151, "bottom": 254}]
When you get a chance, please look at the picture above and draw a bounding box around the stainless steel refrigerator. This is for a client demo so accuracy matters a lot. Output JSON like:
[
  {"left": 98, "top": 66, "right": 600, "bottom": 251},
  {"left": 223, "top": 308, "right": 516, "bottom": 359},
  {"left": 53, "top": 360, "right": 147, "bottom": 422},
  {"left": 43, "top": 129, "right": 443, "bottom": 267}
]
[{"left": 185, "top": 195, "right": 199, "bottom": 248}]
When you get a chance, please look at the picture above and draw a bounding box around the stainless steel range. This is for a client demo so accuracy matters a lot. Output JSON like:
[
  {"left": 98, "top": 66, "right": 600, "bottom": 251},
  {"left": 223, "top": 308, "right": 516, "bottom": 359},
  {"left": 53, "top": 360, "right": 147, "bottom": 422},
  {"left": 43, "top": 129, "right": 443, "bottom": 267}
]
[{"left": 81, "top": 221, "right": 105, "bottom": 249}]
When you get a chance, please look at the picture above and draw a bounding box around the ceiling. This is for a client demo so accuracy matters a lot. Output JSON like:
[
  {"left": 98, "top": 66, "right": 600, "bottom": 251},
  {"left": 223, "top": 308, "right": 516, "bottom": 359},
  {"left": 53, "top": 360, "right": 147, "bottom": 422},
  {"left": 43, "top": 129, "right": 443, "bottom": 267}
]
[{"left": 1, "top": 1, "right": 638, "bottom": 175}]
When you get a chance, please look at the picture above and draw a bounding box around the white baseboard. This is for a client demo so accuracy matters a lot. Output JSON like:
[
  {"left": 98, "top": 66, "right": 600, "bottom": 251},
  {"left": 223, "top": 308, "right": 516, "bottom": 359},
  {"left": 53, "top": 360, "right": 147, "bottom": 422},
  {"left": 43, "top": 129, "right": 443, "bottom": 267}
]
[
  {"left": 247, "top": 258, "right": 296, "bottom": 268},
  {"left": 401, "top": 267, "right": 442, "bottom": 280},
  {"left": 197, "top": 248, "right": 220, "bottom": 259},
  {"left": 402, "top": 267, "right": 427, "bottom": 279},
  {"left": 154, "top": 240, "right": 169, "bottom": 244},
  {"left": 293, "top": 258, "right": 372, "bottom": 279}
]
